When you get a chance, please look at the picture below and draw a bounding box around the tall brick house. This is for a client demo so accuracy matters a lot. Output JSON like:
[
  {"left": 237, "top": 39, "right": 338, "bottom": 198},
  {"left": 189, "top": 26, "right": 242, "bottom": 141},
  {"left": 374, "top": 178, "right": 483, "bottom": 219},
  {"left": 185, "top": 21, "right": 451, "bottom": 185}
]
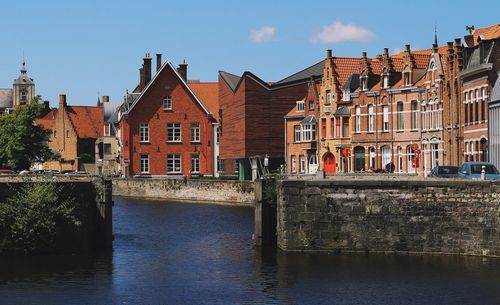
[
  {"left": 35, "top": 94, "right": 104, "bottom": 172},
  {"left": 284, "top": 77, "right": 320, "bottom": 175},
  {"left": 218, "top": 64, "right": 321, "bottom": 179},
  {"left": 120, "top": 54, "right": 218, "bottom": 177}
]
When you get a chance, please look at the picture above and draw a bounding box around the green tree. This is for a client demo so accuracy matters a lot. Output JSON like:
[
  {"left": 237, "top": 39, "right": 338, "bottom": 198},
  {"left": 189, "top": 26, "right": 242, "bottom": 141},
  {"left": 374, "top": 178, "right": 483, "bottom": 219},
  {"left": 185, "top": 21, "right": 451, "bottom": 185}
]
[{"left": 0, "top": 96, "right": 57, "bottom": 170}]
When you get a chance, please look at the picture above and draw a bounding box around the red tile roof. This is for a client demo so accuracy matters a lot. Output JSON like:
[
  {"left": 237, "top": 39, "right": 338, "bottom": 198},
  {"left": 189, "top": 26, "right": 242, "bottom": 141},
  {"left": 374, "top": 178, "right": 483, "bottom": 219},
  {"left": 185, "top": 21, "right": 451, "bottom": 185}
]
[
  {"left": 188, "top": 82, "right": 219, "bottom": 120},
  {"left": 66, "top": 106, "right": 104, "bottom": 139},
  {"left": 473, "top": 24, "right": 500, "bottom": 45},
  {"left": 332, "top": 57, "right": 363, "bottom": 84},
  {"left": 35, "top": 109, "right": 57, "bottom": 130}
]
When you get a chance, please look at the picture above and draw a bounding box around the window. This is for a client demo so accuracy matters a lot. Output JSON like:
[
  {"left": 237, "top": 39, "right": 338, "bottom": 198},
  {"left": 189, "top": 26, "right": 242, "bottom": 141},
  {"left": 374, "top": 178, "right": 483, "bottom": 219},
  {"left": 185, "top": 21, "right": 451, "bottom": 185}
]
[
  {"left": 140, "top": 154, "right": 149, "bottom": 174},
  {"left": 361, "top": 77, "right": 368, "bottom": 91},
  {"left": 407, "top": 146, "right": 415, "bottom": 173},
  {"left": 469, "top": 100, "right": 474, "bottom": 124},
  {"left": 296, "top": 101, "right": 305, "bottom": 112},
  {"left": 355, "top": 106, "right": 361, "bottom": 133},
  {"left": 343, "top": 89, "right": 350, "bottom": 102},
  {"left": 163, "top": 96, "right": 172, "bottom": 110},
  {"left": 291, "top": 155, "right": 296, "bottom": 173},
  {"left": 217, "top": 157, "right": 225, "bottom": 173},
  {"left": 309, "top": 100, "right": 315, "bottom": 110},
  {"left": 167, "top": 123, "right": 182, "bottom": 142},
  {"left": 302, "top": 124, "right": 316, "bottom": 141},
  {"left": 66, "top": 129, "right": 70, "bottom": 138},
  {"left": 190, "top": 123, "right": 200, "bottom": 142},
  {"left": 404, "top": 72, "right": 410, "bottom": 86},
  {"left": 411, "top": 101, "right": 418, "bottom": 129},
  {"left": 21, "top": 91, "right": 27, "bottom": 100},
  {"left": 369, "top": 147, "right": 375, "bottom": 168},
  {"left": 321, "top": 119, "right": 326, "bottom": 138},
  {"left": 139, "top": 123, "right": 149, "bottom": 142},
  {"left": 54, "top": 130, "right": 57, "bottom": 138},
  {"left": 104, "top": 143, "right": 112, "bottom": 155},
  {"left": 397, "top": 102, "right": 404, "bottom": 130},
  {"left": 435, "top": 100, "right": 440, "bottom": 129},
  {"left": 482, "top": 88, "right": 486, "bottom": 121},
  {"left": 299, "top": 155, "right": 305, "bottom": 173},
  {"left": 167, "top": 154, "right": 181, "bottom": 173},
  {"left": 383, "top": 105, "right": 389, "bottom": 131},
  {"left": 465, "top": 94, "right": 469, "bottom": 124},
  {"left": 368, "top": 105, "right": 374, "bottom": 132},
  {"left": 294, "top": 125, "right": 301, "bottom": 142},
  {"left": 342, "top": 118, "right": 349, "bottom": 138},
  {"left": 475, "top": 89, "right": 479, "bottom": 122},
  {"left": 191, "top": 155, "right": 200, "bottom": 173},
  {"left": 381, "top": 146, "right": 391, "bottom": 169},
  {"left": 398, "top": 147, "right": 403, "bottom": 172},
  {"left": 431, "top": 144, "right": 439, "bottom": 168},
  {"left": 326, "top": 91, "right": 331, "bottom": 104},
  {"left": 335, "top": 118, "right": 341, "bottom": 138},
  {"left": 383, "top": 75, "right": 389, "bottom": 89}
]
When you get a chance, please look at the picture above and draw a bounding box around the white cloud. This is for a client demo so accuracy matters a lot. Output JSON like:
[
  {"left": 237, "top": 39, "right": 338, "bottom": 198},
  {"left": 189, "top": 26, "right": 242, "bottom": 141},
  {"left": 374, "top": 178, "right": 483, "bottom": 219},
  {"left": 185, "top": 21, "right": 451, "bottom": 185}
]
[
  {"left": 392, "top": 48, "right": 403, "bottom": 54},
  {"left": 310, "top": 21, "right": 375, "bottom": 44},
  {"left": 250, "top": 26, "right": 276, "bottom": 43}
]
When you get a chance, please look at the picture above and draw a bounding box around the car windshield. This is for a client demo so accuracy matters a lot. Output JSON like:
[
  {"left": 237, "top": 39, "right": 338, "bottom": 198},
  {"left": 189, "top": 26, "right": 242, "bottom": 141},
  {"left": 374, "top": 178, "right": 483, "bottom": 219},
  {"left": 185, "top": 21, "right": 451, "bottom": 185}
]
[
  {"left": 439, "top": 167, "right": 459, "bottom": 174},
  {"left": 470, "top": 164, "right": 499, "bottom": 174}
]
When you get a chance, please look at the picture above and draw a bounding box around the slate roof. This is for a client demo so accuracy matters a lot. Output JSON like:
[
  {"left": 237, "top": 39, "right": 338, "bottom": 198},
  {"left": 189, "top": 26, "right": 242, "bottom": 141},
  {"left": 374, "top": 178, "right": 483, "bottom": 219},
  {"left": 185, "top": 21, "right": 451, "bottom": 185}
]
[
  {"left": 275, "top": 61, "right": 323, "bottom": 85},
  {"left": 491, "top": 71, "right": 500, "bottom": 102},
  {"left": 334, "top": 106, "right": 351, "bottom": 117},
  {"left": 188, "top": 82, "right": 219, "bottom": 120},
  {"left": 343, "top": 73, "right": 360, "bottom": 91},
  {"left": 0, "top": 88, "right": 13, "bottom": 108},
  {"left": 219, "top": 71, "right": 241, "bottom": 91},
  {"left": 300, "top": 115, "right": 316, "bottom": 124}
]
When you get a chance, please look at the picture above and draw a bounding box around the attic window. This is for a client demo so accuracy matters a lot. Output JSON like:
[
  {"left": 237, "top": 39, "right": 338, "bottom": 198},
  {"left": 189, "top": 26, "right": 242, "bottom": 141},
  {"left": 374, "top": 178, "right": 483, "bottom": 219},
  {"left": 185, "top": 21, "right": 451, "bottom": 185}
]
[
  {"left": 383, "top": 75, "right": 389, "bottom": 89},
  {"left": 361, "top": 77, "right": 368, "bottom": 91},
  {"left": 326, "top": 90, "right": 331, "bottom": 104},
  {"left": 343, "top": 89, "right": 350, "bottom": 102},
  {"left": 404, "top": 72, "right": 411, "bottom": 86},
  {"left": 296, "top": 101, "right": 305, "bottom": 112}
]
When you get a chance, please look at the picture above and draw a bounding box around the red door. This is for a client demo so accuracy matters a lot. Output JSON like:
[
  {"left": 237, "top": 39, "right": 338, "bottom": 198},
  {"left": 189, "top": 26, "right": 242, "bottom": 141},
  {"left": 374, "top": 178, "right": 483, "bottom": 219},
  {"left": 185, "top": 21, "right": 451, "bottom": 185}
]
[{"left": 323, "top": 153, "right": 336, "bottom": 173}]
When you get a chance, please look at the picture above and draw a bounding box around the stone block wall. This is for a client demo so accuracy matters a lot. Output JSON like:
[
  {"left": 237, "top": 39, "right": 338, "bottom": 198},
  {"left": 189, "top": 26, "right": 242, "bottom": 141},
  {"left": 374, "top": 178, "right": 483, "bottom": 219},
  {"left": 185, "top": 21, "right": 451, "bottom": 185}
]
[
  {"left": 113, "top": 178, "right": 255, "bottom": 205},
  {"left": 278, "top": 178, "right": 500, "bottom": 257}
]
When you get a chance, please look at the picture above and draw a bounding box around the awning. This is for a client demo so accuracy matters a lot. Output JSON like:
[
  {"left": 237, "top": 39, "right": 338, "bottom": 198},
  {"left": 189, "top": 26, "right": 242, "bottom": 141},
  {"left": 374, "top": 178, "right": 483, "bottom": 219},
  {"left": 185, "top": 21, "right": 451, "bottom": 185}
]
[
  {"left": 334, "top": 106, "right": 350, "bottom": 117},
  {"left": 300, "top": 115, "right": 316, "bottom": 124}
]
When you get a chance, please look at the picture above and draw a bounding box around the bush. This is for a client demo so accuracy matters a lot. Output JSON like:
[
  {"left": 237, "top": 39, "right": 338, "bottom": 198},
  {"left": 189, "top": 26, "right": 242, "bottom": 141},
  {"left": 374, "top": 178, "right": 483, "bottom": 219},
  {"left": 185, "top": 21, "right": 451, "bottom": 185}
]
[{"left": 0, "top": 183, "right": 81, "bottom": 254}]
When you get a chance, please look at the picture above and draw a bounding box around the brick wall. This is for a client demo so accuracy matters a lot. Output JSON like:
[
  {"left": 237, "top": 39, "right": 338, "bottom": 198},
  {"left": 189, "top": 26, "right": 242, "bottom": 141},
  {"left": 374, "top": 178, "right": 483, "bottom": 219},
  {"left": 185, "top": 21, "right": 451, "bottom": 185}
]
[{"left": 278, "top": 177, "right": 500, "bottom": 257}]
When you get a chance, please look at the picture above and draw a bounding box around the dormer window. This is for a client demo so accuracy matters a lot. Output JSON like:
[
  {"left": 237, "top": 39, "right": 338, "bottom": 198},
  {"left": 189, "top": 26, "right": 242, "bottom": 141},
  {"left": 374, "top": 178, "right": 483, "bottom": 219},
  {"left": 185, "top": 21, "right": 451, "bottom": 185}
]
[
  {"left": 404, "top": 72, "right": 411, "bottom": 86},
  {"left": 383, "top": 75, "right": 389, "bottom": 89},
  {"left": 308, "top": 100, "right": 315, "bottom": 110},
  {"left": 326, "top": 90, "right": 331, "bottom": 104},
  {"left": 343, "top": 89, "right": 350, "bottom": 102},
  {"left": 361, "top": 77, "right": 368, "bottom": 91},
  {"left": 296, "top": 101, "right": 305, "bottom": 112}
]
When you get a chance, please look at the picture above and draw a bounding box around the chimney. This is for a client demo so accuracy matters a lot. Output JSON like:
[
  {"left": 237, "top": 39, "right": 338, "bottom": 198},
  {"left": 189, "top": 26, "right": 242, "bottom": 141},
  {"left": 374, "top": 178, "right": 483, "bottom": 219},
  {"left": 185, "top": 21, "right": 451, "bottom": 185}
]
[
  {"left": 383, "top": 48, "right": 389, "bottom": 55},
  {"left": 454, "top": 38, "right": 462, "bottom": 47},
  {"left": 43, "top": 101, "right": 49, "bottom": 110},
  {"left": 405, "top": 44, "right": 411, "bottom": 52},
  {"left": 156, "top": 54, "right": 162, "bottom": 72},
  {"left": 326, "top": 49, "right": 332, "bottom": 59},
  {"left": 139, "top": 67, "right": 145, "bottom": 91},
  {"left": 362, "top": 51, "right": 367, "bottom": 58},
  {"left": 432, "top": 43, "right": 438, "bottom": 52},
  {"left": 59, "top": 94, "right": 67, "bottom": 108},
  {"left": 143, "top": 53, "right": 152, "bottom": 86},
  {"left": 102, "top": 96, "right": 109, "bottom": 103},
  {"left": 177, "top": 60, "right": 188, "bottom": 82}
]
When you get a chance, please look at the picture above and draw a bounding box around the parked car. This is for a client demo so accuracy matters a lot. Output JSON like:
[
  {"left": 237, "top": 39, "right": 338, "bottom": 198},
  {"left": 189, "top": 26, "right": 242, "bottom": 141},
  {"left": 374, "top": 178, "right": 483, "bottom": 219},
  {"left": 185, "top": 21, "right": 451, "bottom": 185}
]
[
  {"left": 429, "top": 166, "right": 460, "bottom": 178},
  {"left": 458, "top": 162, "right": 500, "bottom": 180},
  {"left": 0, "top": 169, "right": 15, "bottom": 175}
]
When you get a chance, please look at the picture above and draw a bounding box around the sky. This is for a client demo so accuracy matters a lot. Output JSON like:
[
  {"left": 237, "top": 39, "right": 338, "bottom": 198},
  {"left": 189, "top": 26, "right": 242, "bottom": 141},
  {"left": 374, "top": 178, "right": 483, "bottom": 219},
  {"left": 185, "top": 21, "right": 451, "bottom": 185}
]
[{"left": 1, "top": 0, "right": 499, "bottom": 107}]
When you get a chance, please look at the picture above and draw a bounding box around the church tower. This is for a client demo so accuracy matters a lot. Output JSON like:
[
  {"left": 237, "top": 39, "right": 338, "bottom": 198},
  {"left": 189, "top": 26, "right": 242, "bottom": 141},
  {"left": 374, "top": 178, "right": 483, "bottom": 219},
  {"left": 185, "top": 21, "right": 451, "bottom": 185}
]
[{"left": 13, "top": 62, "right": 35, "bottom": 106}]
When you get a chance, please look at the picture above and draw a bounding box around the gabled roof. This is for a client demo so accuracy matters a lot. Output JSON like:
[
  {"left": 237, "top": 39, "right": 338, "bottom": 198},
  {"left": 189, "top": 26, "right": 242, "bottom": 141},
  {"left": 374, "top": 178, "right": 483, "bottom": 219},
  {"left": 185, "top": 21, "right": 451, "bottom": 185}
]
[
  {"left": 35, "top": 109, "right": 57, "bottom": 130},
  {"left": 127, "top": 61, "right": 211, "bottom": 117},
  {"left": 0, "top": 88, "right": 12, "bottom": 108},
  {"left": 66, "top": 106, "right": 104, "bottom": 139},
  {"left": 334, "top": 106, "right": 351, "bottom": 117},
  {"left": 300, "top": 115, "right": 316, "bottom": 124},
  {"left": 275, "top": 61, "right": 324, "bottom": 85},
  {"left": 343, "top": 73, "right": 360, "bottom": 91},
  {"left": 188, "top": 82, "right": 219, "bottom": 120},
  {"left": 219, "top": 71, "right": 241, "bottom": 91},
  {"left": 473, "top": 24, "right": 500, "bottom": 45}
]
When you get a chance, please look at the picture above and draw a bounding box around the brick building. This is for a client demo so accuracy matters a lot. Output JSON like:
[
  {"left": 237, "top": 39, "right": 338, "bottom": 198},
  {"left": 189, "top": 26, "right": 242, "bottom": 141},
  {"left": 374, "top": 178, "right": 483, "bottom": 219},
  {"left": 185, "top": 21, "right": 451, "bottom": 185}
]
[
  {"left": 218, "top": 64, "right": 321, "bottom": 179},
  {"left": 35, "top": 94, "right": 104, "bottom": 172},
  {"left": 119, "top": 54, "right": 219, "bottom": 177}
]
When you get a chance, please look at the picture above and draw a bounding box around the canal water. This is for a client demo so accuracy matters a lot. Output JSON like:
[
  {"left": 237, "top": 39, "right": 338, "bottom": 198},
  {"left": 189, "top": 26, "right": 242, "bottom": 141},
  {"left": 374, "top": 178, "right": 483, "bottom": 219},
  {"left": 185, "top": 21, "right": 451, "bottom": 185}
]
[{"left": 1, "top": 197, "right": 500, "bottom": 305}]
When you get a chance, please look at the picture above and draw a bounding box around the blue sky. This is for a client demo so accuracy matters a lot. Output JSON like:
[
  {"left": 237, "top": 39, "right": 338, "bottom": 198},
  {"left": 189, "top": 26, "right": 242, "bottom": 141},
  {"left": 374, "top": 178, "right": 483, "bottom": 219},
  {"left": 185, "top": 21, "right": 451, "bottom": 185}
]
[{"left": 1, "top": 0, "right": 499, "bottom": 106}]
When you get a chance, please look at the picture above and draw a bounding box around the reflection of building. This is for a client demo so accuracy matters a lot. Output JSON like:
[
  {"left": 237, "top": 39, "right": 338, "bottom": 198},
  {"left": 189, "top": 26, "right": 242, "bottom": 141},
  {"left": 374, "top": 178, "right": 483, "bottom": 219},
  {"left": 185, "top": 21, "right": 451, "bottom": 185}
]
[
  {"left": 35, "top": 94, "right": 103, "bottom": 172},
  {"left": 0, "top": 62, "right": 35, "bottom": 113},
  {"left": 284, "top": 77, "right": 319, "bottom": 175}
]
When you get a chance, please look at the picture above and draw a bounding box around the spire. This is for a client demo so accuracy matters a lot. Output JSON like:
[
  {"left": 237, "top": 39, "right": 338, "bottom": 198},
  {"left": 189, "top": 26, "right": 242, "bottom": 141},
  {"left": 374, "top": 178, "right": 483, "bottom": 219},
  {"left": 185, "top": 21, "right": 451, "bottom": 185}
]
[
  {"left": 97, "top": 92, "right": 101, "bottom": 106},
  {"left": 20, "top": 61, "right": 27, "bottom": 74},
  {"left": 434, "top": 24, "right": 438, "bottom": 46}
]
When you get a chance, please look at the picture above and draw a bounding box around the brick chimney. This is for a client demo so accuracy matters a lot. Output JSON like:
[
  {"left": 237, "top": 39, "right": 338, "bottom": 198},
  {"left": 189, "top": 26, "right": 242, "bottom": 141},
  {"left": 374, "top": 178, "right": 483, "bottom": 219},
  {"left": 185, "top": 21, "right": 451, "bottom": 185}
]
[
  {"left": 177, "top": 60, "right": 188, "bottom": 82},
  {"left": 156, "top": 54, "right": 162, "bottom": 72},
  {"left": 102, "top": 96, "right": 109, "bottom": 103},
  {"left": 143, "top": 53, "right": 152, "bottom": 86},
  {"left": 59, "top": 94, "right": 67, "bottom": 108},
  {"left": 326, "top": 49, "right": 332, "bottom": 59},
  {"left": 464, "top": 34, "right": 474, "bottom": 47},
  {"left": 139, "top": 67, "right": 145, "bottom": 91}
]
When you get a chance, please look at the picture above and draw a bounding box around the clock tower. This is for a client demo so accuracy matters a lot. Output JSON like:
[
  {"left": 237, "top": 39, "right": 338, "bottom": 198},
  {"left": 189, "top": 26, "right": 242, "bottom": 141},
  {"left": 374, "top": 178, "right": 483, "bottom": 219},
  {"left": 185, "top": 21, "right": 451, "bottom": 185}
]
[{"left": 13, "top": 62, "right": 35, "bottom": 106}]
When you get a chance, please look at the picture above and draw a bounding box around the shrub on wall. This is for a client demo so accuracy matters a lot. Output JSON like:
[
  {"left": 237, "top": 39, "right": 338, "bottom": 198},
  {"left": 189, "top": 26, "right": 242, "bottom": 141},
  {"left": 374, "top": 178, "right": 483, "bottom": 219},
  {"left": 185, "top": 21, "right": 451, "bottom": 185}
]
[{"left": 0, "top": 182, "right": 81, "bottom": 254}]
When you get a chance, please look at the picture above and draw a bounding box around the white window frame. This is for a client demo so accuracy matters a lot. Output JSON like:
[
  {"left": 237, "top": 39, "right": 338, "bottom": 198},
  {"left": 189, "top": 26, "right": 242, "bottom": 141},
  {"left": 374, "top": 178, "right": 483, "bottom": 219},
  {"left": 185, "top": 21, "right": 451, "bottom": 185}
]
[
  {"left": 383, "top": 105, "right": 389, "bottom": 132},
  {"left": 139, "top": 123, "right": 149, "bottom": 143},
  {"left": 383, "top": 75, "right": 389, "bottom": 89},
  {"left": 296, "top": 101, "right": 305, "bottom": 112},
  {"left": 140, "top": 154, "right": 149, "bottom": 174},
  {"left": 411, "top": 101, "right": 418, "bottom": 130},
  {"left": 302, "top": 124, "right": 316, "bottom": 142},
  {"left": 191, "top": 154, "right": 200, "bottom": 174},
  {"left": 294, "top": 125, "right": 301, "bottom": 142},
  {"left": 167, "top": 123, "right": 182, "bottom": 143},
  {"left": 163, "top": 96, "right": 172, "bottom": 110},
  {"left": 167, "top": 154, "right": 182, "bottom": 174},
  {"left": 291, "top": 155, "right": 296, "bottom": 173},
  {"left": 369, "top": 147, "right": 375, "bottom": 168},
  {"left": 381, "top": 146, "right": 391, "bottom": 169},
  {"left": 299, "top": 155, "right": 305, "bottom": 173},
  {"left": 368, "top": 105, "right": 374, "bottom": 132},
  {"left": 397, "top": 102, "right": 404, "bottom": 130},
  {"left": 343, "top": 89, "right": 350, "bottom": 102},
  {"left": 190, "top": 123, "right": 200, "bottom": 142},
  {"left": 355, "top": 106, "right": 361, "bottom": 133}
]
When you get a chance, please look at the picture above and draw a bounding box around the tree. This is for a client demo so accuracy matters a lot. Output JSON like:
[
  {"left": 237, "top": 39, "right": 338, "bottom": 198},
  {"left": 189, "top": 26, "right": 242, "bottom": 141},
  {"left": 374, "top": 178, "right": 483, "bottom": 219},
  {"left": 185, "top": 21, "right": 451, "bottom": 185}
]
[{"left": 0, "top": 96, "right": 58, "bottom": 170}]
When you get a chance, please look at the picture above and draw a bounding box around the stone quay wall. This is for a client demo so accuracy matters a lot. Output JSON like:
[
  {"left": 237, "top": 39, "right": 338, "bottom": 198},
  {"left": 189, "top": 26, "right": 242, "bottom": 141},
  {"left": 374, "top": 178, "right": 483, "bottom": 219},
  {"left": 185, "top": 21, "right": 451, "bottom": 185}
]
[
  {"left": 278, "top": 177, "right": 500, "bottom": 257},
  {"left": 113, "top": 178, "right": 255, "bottom": 205},
  {"left": 0, "top": 177, "right": 113, "bottom": 253}
]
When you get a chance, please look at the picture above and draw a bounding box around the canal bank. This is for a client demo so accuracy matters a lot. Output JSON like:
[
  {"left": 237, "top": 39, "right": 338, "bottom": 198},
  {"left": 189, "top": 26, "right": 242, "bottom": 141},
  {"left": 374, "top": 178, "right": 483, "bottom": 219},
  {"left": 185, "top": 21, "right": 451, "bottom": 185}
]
[{"left": 112, "top": 178, "right": 256, "bottom": 205}]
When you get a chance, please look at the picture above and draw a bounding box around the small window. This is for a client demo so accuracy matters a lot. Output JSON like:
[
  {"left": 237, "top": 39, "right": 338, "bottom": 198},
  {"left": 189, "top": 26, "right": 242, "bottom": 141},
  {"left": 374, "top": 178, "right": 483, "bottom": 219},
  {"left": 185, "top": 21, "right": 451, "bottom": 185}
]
[
  {"left": 362, "top": 77, "right": 368, "bottom": 91},
  {"left": 404, "top": 72, "right": 410, "bottom": 86},
  {"left": 167, "top": 123, "right": 182, "bottom": 142},
  {"left": 294, "top": 125, "right": 301, "bottom": 142},
  {"left": 397, "top": 102, "right": 404, "bottom": 130},
  {"left": 326, "top": 91, "right": 331, "bottom": 104},
  {"left": 190, "top": 123, "right": 200, "bottom": 142},
  {"left": 343, "top": 89, "right": 350, "bottom": 102},
  {"left": 139, "top": 123, "right": 149, "bottom": 142},
  {"left": 54, "top": 130, "right": 57, "bottom": 138},
  {"left": 355, "top": 106, "right": 361, "bottom": 133},
  {"left": 296, "top": 101, "right": 305, "bottom": 112},
  {"left": 140, "top": 154, "right": 149, "bottom": 174},
  {"left": 299, "top": 155, "right": 305, "bottom": 173},
  {"left": 309, "top": 100, "right": 315, "bottom": 110},
  {"left": 191, "top": 155, "right": 200, "bottom": 174},
  {"left": 167, "top": 154, "right": 182, "bottom": 174},
  {"left": 66, "top": 130, "right": 70, "bottom": 138},
  {"left": 411, "top": 101, "right": 418, "bottom": 129},
  {"left": 291, "top": 155, "right": 296, "bottom": 173},
  {"left": 163, "top": 96, "right": 172, "bottom": 110},
  {"left": 104, "top": 143, "right": 112, "bottom": 154},
  {"left": 383, "top": 105, "right": 389, "bottom": 131},
  {"left": 383, "top": 75, "right": 389, "bottom": 89},
  {"left": 368, "top": 105, "right": 374, "bottom": 132}
]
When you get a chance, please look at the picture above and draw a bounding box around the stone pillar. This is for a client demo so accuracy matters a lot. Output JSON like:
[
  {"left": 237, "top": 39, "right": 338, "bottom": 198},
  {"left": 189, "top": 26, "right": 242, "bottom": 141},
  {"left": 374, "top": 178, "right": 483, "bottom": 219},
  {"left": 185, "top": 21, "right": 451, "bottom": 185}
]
[
  {"left": 95, "top": 178, "right": 113, "bottom": 250},
  {"left": 254, "top": 179, "right": 277, "bottom": 247}
]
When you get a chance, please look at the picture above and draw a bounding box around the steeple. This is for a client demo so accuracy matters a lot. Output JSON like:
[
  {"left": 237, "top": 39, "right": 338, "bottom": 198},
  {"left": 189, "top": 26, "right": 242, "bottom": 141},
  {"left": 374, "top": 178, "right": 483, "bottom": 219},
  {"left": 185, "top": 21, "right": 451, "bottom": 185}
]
[
  {"left": 13, "top": 61, "right": 35, "bottom": 106},
  {"left": 434, "top": 24, "right": 438, "bottom": 46}
]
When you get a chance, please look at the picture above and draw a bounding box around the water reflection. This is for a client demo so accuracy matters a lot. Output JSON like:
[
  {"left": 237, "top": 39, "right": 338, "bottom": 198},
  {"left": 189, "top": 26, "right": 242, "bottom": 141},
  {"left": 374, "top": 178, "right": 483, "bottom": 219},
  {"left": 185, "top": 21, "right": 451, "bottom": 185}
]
[{"left": 0, "top": 197, "right": 499, "bottom": 305}]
